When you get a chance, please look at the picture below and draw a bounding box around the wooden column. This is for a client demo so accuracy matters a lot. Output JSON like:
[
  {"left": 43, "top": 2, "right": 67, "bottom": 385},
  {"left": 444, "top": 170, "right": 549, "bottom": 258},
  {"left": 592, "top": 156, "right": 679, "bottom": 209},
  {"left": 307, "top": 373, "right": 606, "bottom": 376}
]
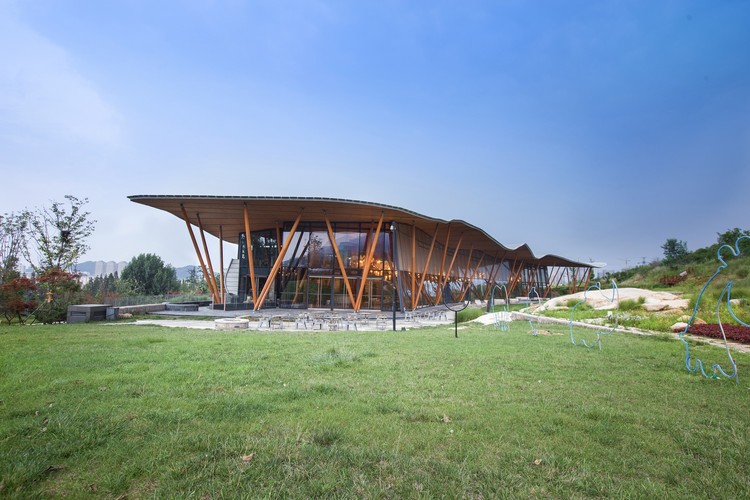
[
  {"left": 411, "top": 223, "right": 416, "bottom": 310},
  {"left": 254, "top": 211, "right": 303, "bottom": 310},
  {"left": 413, "top": 223, "right": 439, "bottom": 310},
  {"left": 460, "top": 251, "right": 485, "bottom": 302},
  {"left": 180, "top": 204, "right": 219, "bottom": 304},
  {"left": 435, "top": 233, "right": 464, "bottom": 305},
  {"left": 196, "top": 213, "right": 219, "bottom": 302},
  {"left": 219, "top": 225, "right": 225, "bottom": 306},
  {"left": 324, "top": 212, "right": 356, "bottom": 310},
  {"left": 355, "top": 213, "right": 384, "bottom": 311},
  {"left": 243, "top": 204, "right": 258, "bottom": 305}
]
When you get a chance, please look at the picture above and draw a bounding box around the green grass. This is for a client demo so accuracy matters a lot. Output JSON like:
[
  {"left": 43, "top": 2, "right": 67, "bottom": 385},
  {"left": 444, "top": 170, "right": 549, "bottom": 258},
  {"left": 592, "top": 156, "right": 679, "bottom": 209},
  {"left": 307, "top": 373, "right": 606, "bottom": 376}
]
[{"left": 2, "top": 321, "right": 750, "bottom": 498}]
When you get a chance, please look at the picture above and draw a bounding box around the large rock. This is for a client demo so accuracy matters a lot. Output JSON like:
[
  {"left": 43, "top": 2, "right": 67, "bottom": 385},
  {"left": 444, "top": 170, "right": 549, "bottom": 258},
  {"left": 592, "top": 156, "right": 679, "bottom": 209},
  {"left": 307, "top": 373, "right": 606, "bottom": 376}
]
[
  {"left": 678, "top": 315, "right": 707, "bottom": 325},
  {"left": 540, "top": 287, "right": 688, "bottom": 312},
  {"left": 671, "top": 322, "right": 689, "bottom": 333}
]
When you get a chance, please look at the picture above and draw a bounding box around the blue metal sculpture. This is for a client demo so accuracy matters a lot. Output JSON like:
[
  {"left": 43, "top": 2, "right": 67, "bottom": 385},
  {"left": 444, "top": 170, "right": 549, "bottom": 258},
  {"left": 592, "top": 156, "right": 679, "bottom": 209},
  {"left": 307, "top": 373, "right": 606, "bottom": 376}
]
[
  {"left": 678, "top": 235, "right": 749, "bottom": 383},
  {"left": 569, "top": 280, "right": 619, "bottom": 350},
  {"left": 490, "top": 283, "right": 510, "bottom": 331},
  {"left": 527, "top": 287, "right": 542, "bottom": 336}
]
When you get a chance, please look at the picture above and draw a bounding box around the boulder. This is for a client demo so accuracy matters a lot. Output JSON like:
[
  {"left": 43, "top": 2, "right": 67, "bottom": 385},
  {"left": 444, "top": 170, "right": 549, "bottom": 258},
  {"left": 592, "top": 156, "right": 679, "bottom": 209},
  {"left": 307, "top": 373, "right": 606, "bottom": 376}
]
[
  {"left": 671, "top": 322, "right": 689, "bottom": 333},
  {"left": 677, "top": 315, "right": 706, "bottom": 325}
]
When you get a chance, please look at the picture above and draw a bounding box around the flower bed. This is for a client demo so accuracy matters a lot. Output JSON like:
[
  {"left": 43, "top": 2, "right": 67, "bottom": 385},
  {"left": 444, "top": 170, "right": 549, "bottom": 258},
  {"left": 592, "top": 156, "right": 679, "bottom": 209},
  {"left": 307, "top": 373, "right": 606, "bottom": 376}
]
[{"left": 688, "top": 323, "right": 750, "bottom": 344}]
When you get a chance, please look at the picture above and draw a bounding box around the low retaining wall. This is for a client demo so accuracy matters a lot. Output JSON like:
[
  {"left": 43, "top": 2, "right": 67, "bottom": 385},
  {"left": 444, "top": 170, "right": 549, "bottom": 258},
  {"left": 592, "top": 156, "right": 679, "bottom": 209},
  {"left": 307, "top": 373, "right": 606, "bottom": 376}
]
[{"left": 117, "top": 303, "right": 167, "bottom": 316}]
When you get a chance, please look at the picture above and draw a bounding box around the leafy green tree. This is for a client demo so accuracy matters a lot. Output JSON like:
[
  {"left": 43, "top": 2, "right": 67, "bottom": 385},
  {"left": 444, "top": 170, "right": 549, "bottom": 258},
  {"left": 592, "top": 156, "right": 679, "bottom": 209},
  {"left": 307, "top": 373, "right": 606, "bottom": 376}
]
[
  {"left": 34, "top": 268, "right": 84, "bottom": 324},
  {"left": 0, "top": 210, "right": 32, "bottom": 284},
  {"left": 661, "top": 238, "right": 688, "bottom": 264},
  {"left": 717, "top": 228, "right": 750, "bottom": 246},
  {"left": 29, "top": 196, "right": 96, "bottom": 274},
  {"left": 121, "top": 254, "right": 180, "bottom": 295}
]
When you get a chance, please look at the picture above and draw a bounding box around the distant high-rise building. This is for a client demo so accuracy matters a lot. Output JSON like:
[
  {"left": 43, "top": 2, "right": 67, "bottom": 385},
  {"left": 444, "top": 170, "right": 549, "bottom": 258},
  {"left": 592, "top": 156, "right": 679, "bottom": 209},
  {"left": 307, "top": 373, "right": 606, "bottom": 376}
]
[{"left": 93, "top": 261, "right": 127, "bottom": 277}]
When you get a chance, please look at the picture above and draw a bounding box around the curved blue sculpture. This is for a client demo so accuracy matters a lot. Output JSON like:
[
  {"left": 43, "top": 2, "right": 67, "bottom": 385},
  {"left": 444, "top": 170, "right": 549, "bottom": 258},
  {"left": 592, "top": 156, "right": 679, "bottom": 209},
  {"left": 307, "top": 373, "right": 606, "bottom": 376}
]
[
  {"left": 569, "top": 280, "right": 619, "bottom": 350},
  {"left": 678, "top": 235, "right": 749, "bottom": 383},
  {"left": 490, "top": 284, "right": 510, "bottom": 331},
  {"left": 527, "top": 287, "right": 542, "bottom": 336}
]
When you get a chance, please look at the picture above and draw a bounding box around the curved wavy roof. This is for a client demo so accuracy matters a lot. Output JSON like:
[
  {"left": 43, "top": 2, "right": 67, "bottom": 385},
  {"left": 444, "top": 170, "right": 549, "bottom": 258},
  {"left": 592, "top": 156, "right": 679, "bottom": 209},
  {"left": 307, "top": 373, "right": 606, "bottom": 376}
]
[{"left": 128, "top": 195, "right": 591, "bottom": 268}]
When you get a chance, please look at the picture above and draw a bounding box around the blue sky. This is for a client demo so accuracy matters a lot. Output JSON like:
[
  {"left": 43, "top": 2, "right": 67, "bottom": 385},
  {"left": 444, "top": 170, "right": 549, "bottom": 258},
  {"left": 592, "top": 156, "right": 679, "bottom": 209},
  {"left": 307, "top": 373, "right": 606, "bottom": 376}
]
[{"left": 2, "top": 0, "right": 749, "bottom": 271}]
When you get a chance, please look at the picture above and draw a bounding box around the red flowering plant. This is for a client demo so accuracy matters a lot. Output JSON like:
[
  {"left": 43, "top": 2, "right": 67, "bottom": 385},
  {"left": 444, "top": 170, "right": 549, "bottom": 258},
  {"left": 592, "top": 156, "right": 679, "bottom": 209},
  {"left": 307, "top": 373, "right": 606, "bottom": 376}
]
[{"left": 0, "top": 276, "right": 38, "bottom": 324}]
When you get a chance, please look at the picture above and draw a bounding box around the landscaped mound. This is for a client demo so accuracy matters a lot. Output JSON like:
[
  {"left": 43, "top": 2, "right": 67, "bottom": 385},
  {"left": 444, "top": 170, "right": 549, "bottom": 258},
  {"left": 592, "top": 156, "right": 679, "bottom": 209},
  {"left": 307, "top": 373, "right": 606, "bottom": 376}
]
[{"left": 539, "top": 287, "right": 688, "bottom": 312}]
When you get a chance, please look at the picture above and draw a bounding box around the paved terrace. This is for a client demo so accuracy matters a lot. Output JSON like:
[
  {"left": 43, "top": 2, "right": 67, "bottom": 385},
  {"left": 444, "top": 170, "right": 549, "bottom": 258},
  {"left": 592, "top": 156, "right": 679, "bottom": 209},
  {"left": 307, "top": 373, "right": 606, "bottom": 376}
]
[{"left": 130, "top": 305, "right": 456, "bottom": 332}]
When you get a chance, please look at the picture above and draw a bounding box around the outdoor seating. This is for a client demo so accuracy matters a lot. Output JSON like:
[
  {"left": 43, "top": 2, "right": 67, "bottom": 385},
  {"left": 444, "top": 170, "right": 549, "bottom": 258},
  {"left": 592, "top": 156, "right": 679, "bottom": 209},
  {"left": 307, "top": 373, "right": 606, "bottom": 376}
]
[
  {"left": 326, "top": 314, "right": 341, "bottom": 331},
  {"left": 344, "top": 314, "right": 358, "bottom": 331},
  {"left": 310, "top": 314, "right": 326, "bottom": 330},
  {"left": 270, "top": 315, "right": 285, "bottom": 330},
  {"left": 375, "top": 315, "right": 388, "bottom": 330},
  {"left": 295, "top": 313, "right": 310, "bottom": 329}
]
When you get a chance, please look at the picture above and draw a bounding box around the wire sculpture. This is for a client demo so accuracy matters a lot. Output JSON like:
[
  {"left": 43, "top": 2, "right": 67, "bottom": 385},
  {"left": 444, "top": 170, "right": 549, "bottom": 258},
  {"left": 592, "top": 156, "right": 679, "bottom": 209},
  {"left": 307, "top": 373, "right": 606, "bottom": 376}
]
[
  {"left": 490, "top": 284, "right": 510, "bottom": 331},
  {"left": 569, "top": 280, "right": 619, "bottom": 350},
  {"left": 527, "top": 286, "right": 542, "bottom": 335},
  {"left": 678, "top": 235, "right": 749, "bottom": 383},
  {"left": 443, "top": 296, "right": 469, "bottom": 338}
]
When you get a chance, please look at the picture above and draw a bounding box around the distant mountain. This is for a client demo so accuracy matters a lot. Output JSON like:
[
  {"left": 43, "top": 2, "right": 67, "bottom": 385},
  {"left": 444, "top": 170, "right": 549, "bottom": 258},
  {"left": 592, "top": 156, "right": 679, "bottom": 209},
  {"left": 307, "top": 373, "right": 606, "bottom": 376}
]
[
  {"left": 72, "top": 261, "right": 96, "bottom": 275},
  {"left": 174, "top": 265, "right": 200, "bottom": 281}
]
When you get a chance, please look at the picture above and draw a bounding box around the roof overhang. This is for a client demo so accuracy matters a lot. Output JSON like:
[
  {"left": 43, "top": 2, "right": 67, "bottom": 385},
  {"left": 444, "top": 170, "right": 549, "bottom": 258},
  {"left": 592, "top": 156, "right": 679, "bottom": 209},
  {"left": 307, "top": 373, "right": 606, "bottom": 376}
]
[{"left": 128, "top": 195, "right": 592, "bottom": 268}]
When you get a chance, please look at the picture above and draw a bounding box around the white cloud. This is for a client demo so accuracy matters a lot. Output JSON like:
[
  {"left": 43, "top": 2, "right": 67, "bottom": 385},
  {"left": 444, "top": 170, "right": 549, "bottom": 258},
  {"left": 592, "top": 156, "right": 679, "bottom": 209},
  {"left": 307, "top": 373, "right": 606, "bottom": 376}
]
[{"left": 0, "top": 5, "right": 121, "bottom": 146}]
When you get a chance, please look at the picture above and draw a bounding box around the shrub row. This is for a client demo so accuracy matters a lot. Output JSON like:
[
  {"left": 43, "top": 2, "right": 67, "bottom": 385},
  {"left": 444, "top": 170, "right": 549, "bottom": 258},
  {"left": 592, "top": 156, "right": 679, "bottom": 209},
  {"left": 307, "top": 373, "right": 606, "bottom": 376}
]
[{"left": 688, "top": 323, "right": 750, "bottom": 344}]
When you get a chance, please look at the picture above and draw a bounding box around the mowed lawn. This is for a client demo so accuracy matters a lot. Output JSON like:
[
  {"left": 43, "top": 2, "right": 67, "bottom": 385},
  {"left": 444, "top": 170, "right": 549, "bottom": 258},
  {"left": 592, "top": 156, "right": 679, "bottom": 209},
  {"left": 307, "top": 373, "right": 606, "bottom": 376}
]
[{"left": 1, "top": 320, "right": 749, "bottom": 498}]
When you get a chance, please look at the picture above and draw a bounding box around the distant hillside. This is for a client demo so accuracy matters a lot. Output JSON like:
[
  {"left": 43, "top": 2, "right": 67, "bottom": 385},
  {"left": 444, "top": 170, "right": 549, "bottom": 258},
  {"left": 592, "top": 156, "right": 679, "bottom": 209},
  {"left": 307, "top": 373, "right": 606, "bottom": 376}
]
[
  {"left": 74, "top": 261, "right": 199, "bottom": 281},
  {"left": 604, "top": 231, "right": 750, "bottom": 298}
]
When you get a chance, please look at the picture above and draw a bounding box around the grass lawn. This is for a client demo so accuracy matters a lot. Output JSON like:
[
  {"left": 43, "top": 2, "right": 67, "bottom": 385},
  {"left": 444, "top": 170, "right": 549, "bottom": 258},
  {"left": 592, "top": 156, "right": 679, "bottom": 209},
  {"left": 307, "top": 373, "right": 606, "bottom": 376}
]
[{"left": 1, "top": 320, "right": 749, "bottom": 498}]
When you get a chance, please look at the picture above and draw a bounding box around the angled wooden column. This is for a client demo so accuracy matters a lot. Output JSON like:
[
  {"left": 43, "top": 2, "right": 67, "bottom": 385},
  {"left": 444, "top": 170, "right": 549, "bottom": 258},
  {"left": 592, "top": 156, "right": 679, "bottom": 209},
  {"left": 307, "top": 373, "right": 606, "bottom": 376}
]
[
  {"left": 411, "top": 223, "right": 416, "bottom": 310},
  {"left": 180, "top": 204, "right": 219, "bottom": 304},
  {"left": 413, "top": 223, "right": 439, "bottom": 310},
  {"left": 490, "top": 257, "right": 506, "bottom": 285},
  {"left": 243, "top": 204, "right": 258, "bottom": 305},
  {"left": 196, "top": 213, "right": 219, "bottom": 302},
  {"left": 254, "top": 211, "right": 303, "bottom": 310},
  {"left": 435, "top": 232, "right": 463, "bottom": 305},
  {"left": 324, "top": 211, "right": 356, "bottom": 310},
  {"left": 355, "top": 213, "right": 384, "bottom": 311},
  {"left": 507, "top": 260, "right": 526, "bottom": 297},
  {"left": 482, "top": 250, "right": 503, "bottom": 300},
  {"left": 434, "top": 225, "right": 453, "bottom": 305},
  {"left": 527, "top": 264, "right": 538, "bottom": 294},
  {"left": 583, "top": 267, "right": 592, "bottom": 291},
  {"left": 457, "top": 247, "right": 474, "bottom": 300},
  {"left": 292, "top": 269, "right": 307, "bottom": 305},
  {"left": 505, "top": 257, "right": 521, "bottom": 296},
  {"left": 219, "top": 225, "right": 225, "bottom": 305},
  {"left": 544, "top": 266, "right": 563, "bottom": 298},
  {"left": 460, "top": 251, "right": 485, "bottom": 302}
]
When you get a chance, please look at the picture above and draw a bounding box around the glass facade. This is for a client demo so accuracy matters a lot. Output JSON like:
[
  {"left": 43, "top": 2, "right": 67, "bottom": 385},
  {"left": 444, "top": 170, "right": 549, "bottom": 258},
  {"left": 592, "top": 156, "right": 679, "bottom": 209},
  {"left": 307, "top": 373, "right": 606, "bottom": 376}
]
[{"left": 235, "top": 220, "right": 550, "bottom": 311}]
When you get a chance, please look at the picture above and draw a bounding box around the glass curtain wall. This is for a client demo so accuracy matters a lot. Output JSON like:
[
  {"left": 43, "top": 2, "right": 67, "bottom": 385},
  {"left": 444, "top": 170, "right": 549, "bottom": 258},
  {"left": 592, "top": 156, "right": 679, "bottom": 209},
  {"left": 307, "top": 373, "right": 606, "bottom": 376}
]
[
  {"left": 239, "top": 222, "right": 395, "bottom": 310},
  {"left": 237, "top": 221, "right": 548, "bottom": 309}
]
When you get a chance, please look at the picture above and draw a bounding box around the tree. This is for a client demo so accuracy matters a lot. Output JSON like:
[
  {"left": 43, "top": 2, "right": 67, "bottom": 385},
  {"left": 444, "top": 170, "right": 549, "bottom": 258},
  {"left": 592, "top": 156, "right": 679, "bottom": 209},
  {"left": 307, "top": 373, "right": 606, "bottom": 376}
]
[
  {"left": 661, "top": 238, "right": 688, "bottom": 264},
  {"left": 28, "top": 195, "right": 96, "bottom": 274},
  {"left": 0, "top": 276, "right": 37, "bottom": 324},
  {"left": 717, "top": 228, "right": 750, "bottom": 246},
  {"left": 33, "top": 268, "right": 84, "bottom": 324},
  {"left": 0, "top": 210, "right": 32, "bottom": 284},
  {"left": 121, "top": 254, "right": 180, "bottom": 295}
]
